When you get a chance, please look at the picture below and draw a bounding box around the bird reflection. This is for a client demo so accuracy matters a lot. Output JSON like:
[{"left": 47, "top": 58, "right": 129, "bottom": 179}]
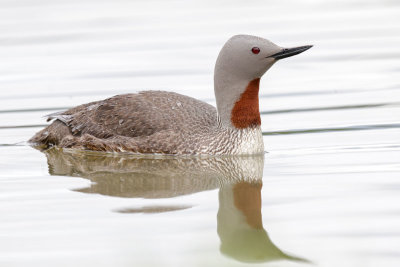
[
  {"left": 218, "top": 182, "right": 305, "bottom": 263},
  {"left": 42, "top": 148, "right": 306, "bottom": 264}
]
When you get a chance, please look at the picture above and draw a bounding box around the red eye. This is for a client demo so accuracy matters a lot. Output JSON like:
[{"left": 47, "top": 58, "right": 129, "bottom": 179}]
[{"left": 251, "top": 47, "right": 260, "bottom": 54}]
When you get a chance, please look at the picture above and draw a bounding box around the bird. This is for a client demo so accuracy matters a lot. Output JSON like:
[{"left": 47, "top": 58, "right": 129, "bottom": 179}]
[{"left": 29, "top": 34, "right": 312, "bottom": 155}]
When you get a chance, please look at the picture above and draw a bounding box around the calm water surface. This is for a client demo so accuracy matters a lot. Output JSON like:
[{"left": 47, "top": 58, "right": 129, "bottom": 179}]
[{"left": 1, "top": 0, "right": 400, "bottom": 266}]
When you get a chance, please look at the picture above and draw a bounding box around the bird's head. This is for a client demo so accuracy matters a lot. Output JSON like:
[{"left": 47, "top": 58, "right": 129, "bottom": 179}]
[
  {"left": 214, "top": 35, "right": 312, "bottom": 130},
  {"left": 215, "top": 34, "right": 312, "bottom": 80}
]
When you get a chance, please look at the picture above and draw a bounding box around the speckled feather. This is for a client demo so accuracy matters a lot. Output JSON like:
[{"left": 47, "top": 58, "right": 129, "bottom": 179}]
[{"left": 30, "top": 91, "right": 264, "bottom": 155}]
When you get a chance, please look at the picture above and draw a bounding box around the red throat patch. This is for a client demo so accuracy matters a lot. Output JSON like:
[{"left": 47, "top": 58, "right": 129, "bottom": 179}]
[{"left": 231, "top": 78, "right": 261, "bottom": 129}]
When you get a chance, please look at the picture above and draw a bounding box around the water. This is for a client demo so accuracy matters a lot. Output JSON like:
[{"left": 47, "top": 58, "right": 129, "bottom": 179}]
[{"left": 1, "top": 0, "right": 400, "bottom": 266}]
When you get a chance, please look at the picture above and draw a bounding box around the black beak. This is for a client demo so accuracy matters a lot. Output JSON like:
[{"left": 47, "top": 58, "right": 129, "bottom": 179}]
[{"left": 268, "top": 45, "right": 313, "bottom": 60}]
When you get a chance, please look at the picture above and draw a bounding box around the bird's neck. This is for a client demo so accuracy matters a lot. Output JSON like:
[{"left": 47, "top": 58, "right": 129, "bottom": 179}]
[{"left": 214, "top": 70, "right": 261, "bottom": 130}]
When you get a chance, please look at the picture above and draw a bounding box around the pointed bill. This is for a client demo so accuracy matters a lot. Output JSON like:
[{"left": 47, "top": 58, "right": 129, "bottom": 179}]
[{"left": 268, "top": 45, "right": 313, "bottom": 60}]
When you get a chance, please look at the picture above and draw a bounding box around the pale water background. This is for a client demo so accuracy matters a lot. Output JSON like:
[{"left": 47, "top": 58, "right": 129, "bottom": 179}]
[{"left": 1, "top": 0, "right": 400, "bottom": 266}]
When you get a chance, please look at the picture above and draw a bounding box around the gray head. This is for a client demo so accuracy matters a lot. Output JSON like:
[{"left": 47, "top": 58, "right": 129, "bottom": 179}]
[
  {"left": 215, "top": 34, "right": 312, "bottom": 80},
  {"left": 214, "top": 35, "right": 312, "bottom": 129}
]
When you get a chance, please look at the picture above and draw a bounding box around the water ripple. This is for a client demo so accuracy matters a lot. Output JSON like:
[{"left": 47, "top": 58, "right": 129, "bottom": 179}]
[{"left": 263, "top": 123, "right": 400, "bottom": 135}]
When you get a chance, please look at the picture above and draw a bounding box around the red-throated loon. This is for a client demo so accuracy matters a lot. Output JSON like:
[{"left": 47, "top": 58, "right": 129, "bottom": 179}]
[{"left": 29, "top": 35, "right": 312, "bottom": 155}]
